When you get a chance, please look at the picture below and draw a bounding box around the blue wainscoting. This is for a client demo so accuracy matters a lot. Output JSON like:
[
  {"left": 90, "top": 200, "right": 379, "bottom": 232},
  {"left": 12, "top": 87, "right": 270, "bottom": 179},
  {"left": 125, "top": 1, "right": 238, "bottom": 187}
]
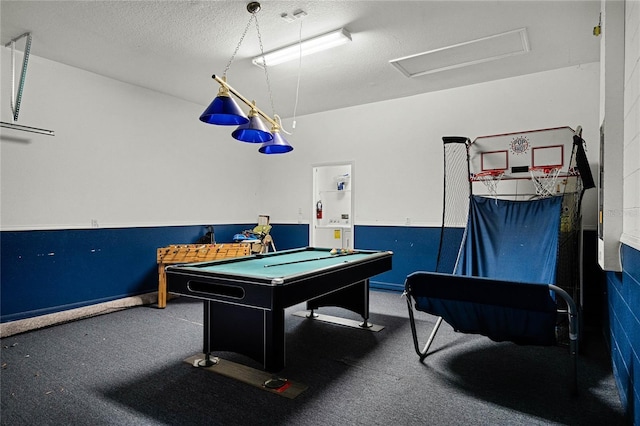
[
  {"left": 1, "top": 224, "right": 301, "bottom": 322},
  {"left": 355, "top": 225, "right": 444, "bottom": 291},
  {"left": 1, "top": 225, "right": 225, "bottom": 322},
  {"left": 607, "top": 244, "right": 640, "bottom": 425},
  {"left": 1, "top": 224, "right": 442, "bottom": 323},
  {"left": 268, "top": 224, "right": 309, "bottom": 251}
]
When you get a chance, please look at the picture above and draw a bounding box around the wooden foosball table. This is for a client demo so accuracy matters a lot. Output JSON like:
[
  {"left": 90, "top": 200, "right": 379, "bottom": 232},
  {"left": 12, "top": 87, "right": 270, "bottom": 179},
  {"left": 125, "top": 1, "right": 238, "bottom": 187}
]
[{"left": 156, "top": 243, "right": 250, "bottom": 308}]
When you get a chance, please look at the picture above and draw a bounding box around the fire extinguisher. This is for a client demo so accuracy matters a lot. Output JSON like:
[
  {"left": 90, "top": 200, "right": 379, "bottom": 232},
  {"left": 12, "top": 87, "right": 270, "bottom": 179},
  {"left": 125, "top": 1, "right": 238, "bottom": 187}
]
[{"left": 316, "top": 200, "right": 323, "bottom": 219}]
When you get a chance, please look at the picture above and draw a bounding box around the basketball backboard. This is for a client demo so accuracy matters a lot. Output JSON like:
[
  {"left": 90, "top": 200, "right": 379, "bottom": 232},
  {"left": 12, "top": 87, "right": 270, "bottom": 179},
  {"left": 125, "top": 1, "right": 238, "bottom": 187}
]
[{"left": 470, "top": 126, "right": 577, "bottom": 179}]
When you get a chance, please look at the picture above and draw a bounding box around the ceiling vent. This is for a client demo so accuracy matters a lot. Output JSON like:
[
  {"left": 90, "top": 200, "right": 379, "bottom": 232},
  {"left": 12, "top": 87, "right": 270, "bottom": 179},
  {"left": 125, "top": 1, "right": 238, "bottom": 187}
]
[{"left": 390, "top": 28, "right": 530, "bottom": 78}]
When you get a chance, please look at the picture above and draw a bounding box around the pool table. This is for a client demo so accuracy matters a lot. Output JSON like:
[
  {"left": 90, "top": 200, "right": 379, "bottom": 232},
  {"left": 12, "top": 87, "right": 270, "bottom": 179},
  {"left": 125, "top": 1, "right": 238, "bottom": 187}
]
[{"left": 165, "top": 247, "right": 393, "bottom": 372}]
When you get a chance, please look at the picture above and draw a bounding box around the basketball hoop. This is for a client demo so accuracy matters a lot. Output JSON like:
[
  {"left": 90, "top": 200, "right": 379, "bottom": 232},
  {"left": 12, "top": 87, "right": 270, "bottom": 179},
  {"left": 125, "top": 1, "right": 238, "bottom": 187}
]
[
  {"left": 471, "top": 170, "right": 504, "bottom": 198},
  {"left": 529, "top": 166, "right": 561, "bottom": 197}
]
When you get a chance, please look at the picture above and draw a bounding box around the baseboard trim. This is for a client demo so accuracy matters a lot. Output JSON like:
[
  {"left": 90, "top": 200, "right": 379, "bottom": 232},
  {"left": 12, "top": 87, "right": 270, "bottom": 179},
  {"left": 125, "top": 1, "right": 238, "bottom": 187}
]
[{"left": 0, "top": 292, "right": 157, "bottom": 338}]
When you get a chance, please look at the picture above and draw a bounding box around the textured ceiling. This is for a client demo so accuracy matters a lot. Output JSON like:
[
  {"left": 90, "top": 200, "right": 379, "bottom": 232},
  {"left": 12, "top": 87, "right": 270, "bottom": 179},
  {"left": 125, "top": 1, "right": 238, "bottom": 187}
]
[{"left": 1, "top": 0, "right": 601, "bottom": 119}]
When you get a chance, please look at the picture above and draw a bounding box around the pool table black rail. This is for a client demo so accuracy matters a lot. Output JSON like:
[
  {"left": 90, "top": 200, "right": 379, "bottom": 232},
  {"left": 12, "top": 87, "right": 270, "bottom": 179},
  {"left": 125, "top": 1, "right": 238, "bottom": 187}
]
[{"left": 165, "top": 249, "right": 393, "bottom": 312}]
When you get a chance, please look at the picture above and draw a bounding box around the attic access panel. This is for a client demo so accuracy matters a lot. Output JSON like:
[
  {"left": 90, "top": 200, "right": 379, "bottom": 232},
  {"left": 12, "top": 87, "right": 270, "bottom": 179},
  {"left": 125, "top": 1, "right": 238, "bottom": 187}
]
[{"left": 390, "top": 28, "right": 529, "bottom": 78}]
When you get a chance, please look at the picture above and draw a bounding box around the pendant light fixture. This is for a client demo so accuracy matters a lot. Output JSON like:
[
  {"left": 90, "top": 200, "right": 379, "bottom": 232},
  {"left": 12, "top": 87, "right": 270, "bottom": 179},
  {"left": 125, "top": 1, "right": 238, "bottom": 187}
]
[
  {"left": 199, "top": 2, "right": 293, "bottom": 154},
  {"left": 231, "top": 105, "right": 273, "bottom": 143},
  {"left": 199, "top": 81, "right": 249, "bottom": 126},
  {"left": 259, "top": 126, "right": 292, "bottom": 154}
]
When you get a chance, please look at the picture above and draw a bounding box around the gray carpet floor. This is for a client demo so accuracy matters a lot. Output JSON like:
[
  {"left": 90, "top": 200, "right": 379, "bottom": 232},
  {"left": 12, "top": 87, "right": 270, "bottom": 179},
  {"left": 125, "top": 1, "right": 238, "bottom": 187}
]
[{"left": 0, "top": 290, "right": 625, "bottom": 425}]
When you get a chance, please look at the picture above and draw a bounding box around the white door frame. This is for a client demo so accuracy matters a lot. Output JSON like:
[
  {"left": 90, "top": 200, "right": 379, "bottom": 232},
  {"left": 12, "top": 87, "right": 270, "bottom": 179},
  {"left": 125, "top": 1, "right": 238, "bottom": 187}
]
[{"left": 310, "top": 161, "right": 354, "bottom": 248}]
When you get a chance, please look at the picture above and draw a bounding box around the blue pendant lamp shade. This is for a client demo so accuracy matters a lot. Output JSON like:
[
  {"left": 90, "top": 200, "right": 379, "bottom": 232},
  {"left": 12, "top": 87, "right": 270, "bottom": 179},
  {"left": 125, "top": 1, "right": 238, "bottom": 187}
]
[
  {"left": 231, "top": 108, "right": 273, "bottom": 143},
  {"left": 259, "top": 127, "right": 293, "bottom": 154},
  {"left": 199, "top": 85, "right": 249, "bottom": 125}
]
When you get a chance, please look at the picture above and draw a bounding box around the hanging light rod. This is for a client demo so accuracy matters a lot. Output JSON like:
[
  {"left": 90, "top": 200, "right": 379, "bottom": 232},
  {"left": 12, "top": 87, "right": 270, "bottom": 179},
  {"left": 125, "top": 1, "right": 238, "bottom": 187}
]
[
  {"left": 212, "top": 75, "right": 277, "bottom": 128},
  {"left": 0, "top": 121, "right": 55, "bottom": 136},
  {"left": 252, "top": 28, "right": 352, "bottom": 68}
]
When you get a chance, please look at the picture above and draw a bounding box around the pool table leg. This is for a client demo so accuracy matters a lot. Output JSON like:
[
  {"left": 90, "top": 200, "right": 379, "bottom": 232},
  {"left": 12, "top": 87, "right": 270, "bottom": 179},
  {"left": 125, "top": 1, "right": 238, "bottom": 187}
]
[
  {"left": 359, "top": 283, "right": 372, "bottom": 328},
  {"left": 264, "top": 307, "right": 286, "bottom": 372},
  {"left": 303, "top": 310, "right": 319, "bottom": 319},
  {"left": 306, "top": 279, "right": 370, "bottom": 324},
  {"left": 202, "top": 300, "right": 287, "bottom": 372},
  {"left": 203, "top": 300, "right": 213, "bottom": 362}
]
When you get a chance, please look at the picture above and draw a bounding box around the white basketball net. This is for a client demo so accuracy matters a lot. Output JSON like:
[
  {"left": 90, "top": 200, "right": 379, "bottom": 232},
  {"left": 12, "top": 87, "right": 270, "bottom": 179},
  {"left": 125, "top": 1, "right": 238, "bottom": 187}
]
[
  {"left": 472, "top": 171, "right": 504, "bottom": 199},
  {"left": 530, "top": 167, "right": 561, "bottom": 197}
]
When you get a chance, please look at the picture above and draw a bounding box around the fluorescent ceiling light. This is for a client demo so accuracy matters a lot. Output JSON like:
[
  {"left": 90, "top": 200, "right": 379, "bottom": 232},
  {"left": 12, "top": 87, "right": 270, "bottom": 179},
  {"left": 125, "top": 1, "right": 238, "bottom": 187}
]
[{"left": 252, "top": 28, "right": 351, "bottom": 67}]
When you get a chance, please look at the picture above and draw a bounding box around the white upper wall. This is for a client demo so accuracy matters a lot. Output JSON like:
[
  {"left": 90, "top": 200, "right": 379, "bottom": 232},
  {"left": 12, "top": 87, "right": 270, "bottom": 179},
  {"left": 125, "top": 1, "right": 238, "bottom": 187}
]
[
  {"left": 265, "top": 63, "right": 601, "bottom": 228},
  {"left": 1, "top": 47, "right": 600, "bottom": 231},
  {"left": 1, "top": 49, "right": 264, "bottom": 230}
]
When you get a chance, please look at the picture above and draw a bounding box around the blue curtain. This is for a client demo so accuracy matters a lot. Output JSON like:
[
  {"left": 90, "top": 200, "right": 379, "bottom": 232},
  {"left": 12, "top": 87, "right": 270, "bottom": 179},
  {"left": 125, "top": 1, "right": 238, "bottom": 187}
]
[{"left": 455, "top": 195, "right": 563, "bottom": 285}]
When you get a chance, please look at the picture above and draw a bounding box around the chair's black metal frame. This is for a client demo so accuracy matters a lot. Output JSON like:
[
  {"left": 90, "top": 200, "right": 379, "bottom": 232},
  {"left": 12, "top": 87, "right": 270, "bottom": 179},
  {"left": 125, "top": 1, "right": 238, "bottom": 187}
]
[{"left": 404, "top": 275, "right": 579, "bottom": 394}]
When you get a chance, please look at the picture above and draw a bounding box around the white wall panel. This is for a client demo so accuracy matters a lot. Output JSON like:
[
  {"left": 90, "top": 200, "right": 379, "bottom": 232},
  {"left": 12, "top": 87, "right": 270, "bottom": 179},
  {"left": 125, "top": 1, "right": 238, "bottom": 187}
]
[
  {"left": 262, "top": 64, "right": 601, "bottom": 228},
  {"left": 1, "top": 49, "right": 262, "bottom": 230}
]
